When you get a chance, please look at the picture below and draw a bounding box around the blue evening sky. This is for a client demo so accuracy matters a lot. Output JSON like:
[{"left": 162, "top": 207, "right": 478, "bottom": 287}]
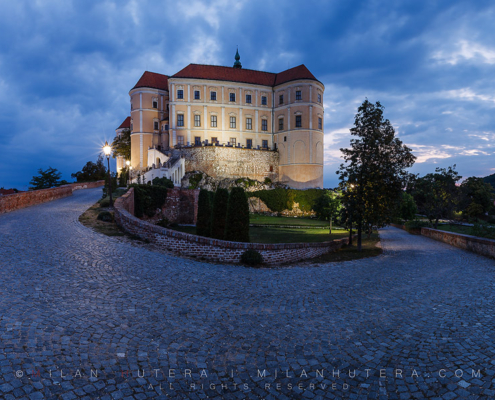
[{"left": 0, "top": 0, "right": 494, "bottom": 189}]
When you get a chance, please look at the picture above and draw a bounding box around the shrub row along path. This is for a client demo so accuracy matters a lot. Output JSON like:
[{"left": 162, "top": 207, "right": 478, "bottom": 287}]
[{"left": 0, "top": 188, "right": 494, "bottom": 400}]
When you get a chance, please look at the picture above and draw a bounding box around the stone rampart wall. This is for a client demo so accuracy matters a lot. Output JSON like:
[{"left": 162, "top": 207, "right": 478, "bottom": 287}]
[
  {"left": 181, "top": 146, "right": 279, "bottom": 183},
  {"left": 0, "top": 180, "right": 105, "bottom": 214},
  {"left": 114, "top": 188, "right": 352, "bottom": 265}
]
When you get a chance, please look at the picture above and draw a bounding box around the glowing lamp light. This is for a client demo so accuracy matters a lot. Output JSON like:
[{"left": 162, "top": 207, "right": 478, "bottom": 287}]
[{"left": 103, "top": 141, "right": 112, "bottom": 157}]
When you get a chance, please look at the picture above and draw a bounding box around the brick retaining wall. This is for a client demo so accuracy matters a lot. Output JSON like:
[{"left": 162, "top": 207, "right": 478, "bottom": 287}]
[
  {"left": 421, "top": 227, "right": 495, "bottom": 259},
  {"left": 161, "top": 188, "right": 200, "bottom": 225},
  {"left": 0, "top": 180, "right": 105, "bottom": 214},
  {"left": 114, "top": 188, "right": 353, "bottom": 265}
]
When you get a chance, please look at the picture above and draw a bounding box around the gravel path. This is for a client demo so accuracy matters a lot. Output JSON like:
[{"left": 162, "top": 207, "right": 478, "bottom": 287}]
[{"left": 0, "top": 188, "right": 494, "bottom": 399}]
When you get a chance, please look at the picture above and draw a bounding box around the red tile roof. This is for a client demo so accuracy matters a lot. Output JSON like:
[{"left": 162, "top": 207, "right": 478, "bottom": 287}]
[
  {"left": 0, "top": 189, "right": 16, "bottom": 196},
  {"left": 132, "top": 71, "right": 169, "bottom": 91},
  {"left": 172, "top": 64, "right": 320, "bottom": 87},
  {"left": 117, "top": 116, "right": 131, "bottom": 130}
]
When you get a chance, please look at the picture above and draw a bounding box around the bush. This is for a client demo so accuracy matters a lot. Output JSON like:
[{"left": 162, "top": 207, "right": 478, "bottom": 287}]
[
  {"left": 248, "top": 188, "right": 324, "bottom": 213},
  {"left": 97, "top": 211, "right": 113, "bottom": 222},
  {"left": 264, "top": 177, "right": 272, "bottom": 184},
  {"left": 188, "top": 173, "right": 204, "bottom": 189},
  {"left": 153, "top": 176, "right": 174, "bottom": 188},
  {"left": 210, "top": 188, "right": 229, "bottom": 239},
  {"left": 225, "top": 187, "right": 250, "bottom": 242},
  {"left": 156, "top": 217, "right": 170, "bottom": 228},
  {"left": 240, "top": 249, "right": 263, "bottom": 266},
  {"left": 196, "top": 189, "right": 212, "bottom": 236},
  {"left": 404, "top": 220, "right": 430, "bottom": 234},
  {"left": 99, "top": 198, "right": 111, "bottom": 208},
  {"left": 131, "top": 184, "right": 168, "bottom": 218}
]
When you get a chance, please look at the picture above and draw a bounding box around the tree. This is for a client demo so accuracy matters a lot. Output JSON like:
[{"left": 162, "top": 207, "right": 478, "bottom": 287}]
[
  {"left": 312, "top": 190, "right": 342, "bottom": 233},
  {"left": 112, "top": 128, "right": 131, "bottom": 160},
  {"left": 71, "top": 155, "right": 107, "bottom": 182},
  {"left": 29, "top": 167, "right": 65, "bottom": 190},
  {"left": 210, "top": 188, "right": 229, "bottom": 239},
  {"left": 412, "top": 166, "right": 461, "bottom": 228},
  {"left": 224, "top": 187, "right": 250, "bottom": 242},
  {"left": 399, "top": 192, "right": 417, "bottom": 221},
  {"left": 196, "top": 189, "right": 212, "bottom": 237},
  {"left": 459, "top": 177, "right": 493, "bottom": 219},
  {"left": 152, "top": 176, "right": 174, "bottom": 188},
  {"left": 337, "top": 100, "right": 416, "bottom": 250}
]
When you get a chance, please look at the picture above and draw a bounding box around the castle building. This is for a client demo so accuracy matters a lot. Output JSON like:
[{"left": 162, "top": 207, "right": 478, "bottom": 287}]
[{"left": 116, "top": 51, "right": 324, "bottom": 188}]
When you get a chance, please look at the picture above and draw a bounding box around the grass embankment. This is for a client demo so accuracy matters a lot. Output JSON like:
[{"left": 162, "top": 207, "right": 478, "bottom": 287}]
[
  {"left": 434, "top": 223, "right": 495, "bottom": 240},
  {"left": 172, "top": 225, "right": 349, "bottom": 244},
  {"left": 309, "top": 232, "right": 382, "bottom": 263},
  {"left": 250, "top": 214, "right": 333, "bottom": 227},
  {"left": 78, "top": 203, "right": 125, "bottom": 237}
]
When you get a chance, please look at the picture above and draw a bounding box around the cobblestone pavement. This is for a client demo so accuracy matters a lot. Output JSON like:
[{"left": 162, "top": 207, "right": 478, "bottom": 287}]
[{"left": 1, "top": 188, "right": 495, "bottom": 400}]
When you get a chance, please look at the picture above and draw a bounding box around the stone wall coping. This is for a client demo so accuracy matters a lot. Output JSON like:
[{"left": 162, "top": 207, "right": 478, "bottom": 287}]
[{"left": 421, "top": 227, "right": 495, "bottom": 246}]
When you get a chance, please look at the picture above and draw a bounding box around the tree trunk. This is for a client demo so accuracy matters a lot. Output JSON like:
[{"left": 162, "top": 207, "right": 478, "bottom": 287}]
[
  {"left": 348, "top": 220, "right": 353, "bottom": 246},
  {"left": 357, "top": 220, "right": 362, "bottom": 251},
  {"left": 435, "top": 217, "right": 439, "bottom": 229},
  {"left": 329, "top": 217, "right": 332, "bottom": 234}
]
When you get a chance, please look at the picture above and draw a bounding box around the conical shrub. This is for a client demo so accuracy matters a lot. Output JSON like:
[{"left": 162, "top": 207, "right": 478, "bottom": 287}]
[
  {"left": 210, "top": 188, "right": 229, "bottom": 239},
  {"left": 225, "top": 187, "right": 250, "bottom": 242}
]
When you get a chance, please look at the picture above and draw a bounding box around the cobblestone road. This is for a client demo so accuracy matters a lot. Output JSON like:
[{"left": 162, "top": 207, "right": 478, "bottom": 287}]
[{"left": 1, "top": 188, "right": 495, "bottom": 400}]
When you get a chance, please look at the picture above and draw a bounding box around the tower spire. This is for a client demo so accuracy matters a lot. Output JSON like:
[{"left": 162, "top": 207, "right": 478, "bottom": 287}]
[{"left": 233, "top": 47, "right": 242, "bottom": 69}]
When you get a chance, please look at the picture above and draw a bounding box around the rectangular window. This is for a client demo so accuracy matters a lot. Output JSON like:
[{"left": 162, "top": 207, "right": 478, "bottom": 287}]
[
  {"left": 194, "top": 115, "right": 201, "bottom": 127},
  {"left": 230, "top": 93, "right": 236, "bottom": 102},
  {"left": 296, "top": 115, "right": 302, "bottom": 128},
  {"left": 246, "top": 139, "right": 252, "bottom": 149},
  {"left": 211, "top": 137, "right": 218, "bottom": 144},
  {"left": 246, "top": 94, "right": 251, "bottom": 104},
  {"left": 261, "top": 96, "right": 267, "bottom": 105},
  {"left": 177, "top": 114, "right": 184, "bottom": 127},
  {"left": 210, "top": 91, "right": 217, "bottom": 101},
  {"left": 262, "top": 140, "right": 268, "bottom": 149},
  {"left": 318, "top": 117, "right": 322, "bottom": 130},
  {"left": 296, "top": 90, "right": 302, "bottom": 100},
  {"left": 279, "top": 118, "right": 284, "bottom": 131},
  {"left": 210, "top": 115, "right": 217, "bottom": 127},
  {"left": 318, "top": 93, "right": 322, "bottom": 103},
  {"left": 152, "top": 100, "right": 158, "bottom": 109},
  {"left": 261, "top": 119, "right": 268, "bottom": 131},
  {"left": 230, "top": 116, "right": 236, "bottom": 128},
  {"left": 194, "top": 90, "right": 200, "bottom": 100},
  {"left": 284, "top": 136, "right": 287, "bottom": 142},
  {"left": 279, "top": 94, "right": 283, "bottom": 105},
  {"left": 194, "top": 136, "right": 201, "bottom": 146},
  {"left": 177, "top": 136, "right": 184, "bottom": 145},
  {"left": 177, "top": 89, "right": 183, "bottom": 99},
  {"left": 154, "top": 121, "right": 159, "bottom": 130},
  {"left": 246, "top": 118, "right": 252, "bottom": 130},
  {"left": 230, "top": 137, "right": 236, "bottom": 147},
  {"left": 165, "top": 124, "right": 169, "bottom": 131}
]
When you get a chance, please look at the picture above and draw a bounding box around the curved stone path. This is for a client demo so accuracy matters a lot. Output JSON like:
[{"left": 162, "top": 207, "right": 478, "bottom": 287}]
[{"left": 0, "top": 188, "right": 494, "bottom": 399}]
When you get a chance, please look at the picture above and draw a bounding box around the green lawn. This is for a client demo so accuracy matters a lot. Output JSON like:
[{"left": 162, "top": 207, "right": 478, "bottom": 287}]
[
  {"left": 249, "top": 214, "right": 336, "bottom": 228},
  {"left": 434, "top": 224, "right": 495, "bottom": 240},
  {"left": 310, "top": 233, "right": 382, "bottom": 263},
  {"left": 171, "top": 225, "right": 349, "bottom": 244}
]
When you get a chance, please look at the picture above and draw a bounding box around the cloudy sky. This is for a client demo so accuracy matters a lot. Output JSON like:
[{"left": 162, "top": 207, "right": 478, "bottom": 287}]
[{"left": 0, "top": 0, "right": 494, "bottom": 189}]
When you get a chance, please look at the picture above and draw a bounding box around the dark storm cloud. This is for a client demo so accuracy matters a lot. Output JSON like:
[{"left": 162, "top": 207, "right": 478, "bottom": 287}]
[{"left": 0, "top": 0, "right": 493, "bottom": 189}]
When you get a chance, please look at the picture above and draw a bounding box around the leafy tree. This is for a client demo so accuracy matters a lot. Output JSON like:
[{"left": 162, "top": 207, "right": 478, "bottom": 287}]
[
  {"left": 210, "top": 188, "right": 229, "bottom": 239},
  {"left": 459, "top": 177, "right": 493, "bottom": 219},
  {"left": 29, "top": 167, "right": 65, "bottom": 190},
  {"left": 337, "top": 100, "right": 416, "bottom": 250},
  {"left": 112, "top": 128, "right": 131, "bottom": 160},
  {"left": 399, "top": 192, "right": 417, "bottom": 221},
  {"left": 312, "top": 190, "right": 342, "bottom": 233},
  {"left": 412, "top": 166, "right": 461, "bottom": 228},
  {"left": 196, "top": 189, "right": 212, "bottom": 237},
  {"left": 71, "top": 155, "right": 107, "bottom": 182},
  {"left": 225, "top": 187, "right": 250, "bottom": 242}
]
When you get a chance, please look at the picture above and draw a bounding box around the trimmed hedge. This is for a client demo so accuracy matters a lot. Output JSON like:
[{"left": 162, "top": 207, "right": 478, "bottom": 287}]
[
  {"left": 248, "top": 188, "right": 324, "bottom": 212},
  {"left": 196, "top": 189, "right": 212, "bottom": 237},
  {"left": 225, "top": 187, "right": 250, "bottom": 242},
  {"left": 131, "top": 184, "right": 168, "bottom": 218},
  {"left": 210, "top": 188, "right": 229, "bottom": 240}
]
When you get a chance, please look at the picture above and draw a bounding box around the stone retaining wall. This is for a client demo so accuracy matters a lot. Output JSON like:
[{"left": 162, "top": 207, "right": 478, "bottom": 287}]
[
  {"left": 182, "top": 146, "right": 279, "bottom": 183},
  {"left": 421, "top": 227, "right": 495, "bottom": 259},
  {"left": 114, "top": 188, "right": 353, "bottom": 265},
  {"left": 0, "top": 180, "right": 105, "bottom": 214}
]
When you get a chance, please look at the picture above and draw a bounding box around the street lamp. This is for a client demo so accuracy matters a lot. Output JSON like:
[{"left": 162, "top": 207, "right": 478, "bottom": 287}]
[
  {"left": 103, "top": 141, "right": 113, "bottom": 207},
  {"left": 125, "top": 160, "right": 131, "bottom": 186}
]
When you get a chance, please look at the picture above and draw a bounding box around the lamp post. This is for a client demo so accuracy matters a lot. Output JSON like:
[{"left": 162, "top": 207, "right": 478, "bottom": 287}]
[
  {"left": 103, "top": 141, "right": 113, "bottom": 207},
  {"left": 348, "top": 184, "right": 355, "bottom": 246},
  {"left": 125, "top": 160, "right": 131, "bottom": 186}
]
